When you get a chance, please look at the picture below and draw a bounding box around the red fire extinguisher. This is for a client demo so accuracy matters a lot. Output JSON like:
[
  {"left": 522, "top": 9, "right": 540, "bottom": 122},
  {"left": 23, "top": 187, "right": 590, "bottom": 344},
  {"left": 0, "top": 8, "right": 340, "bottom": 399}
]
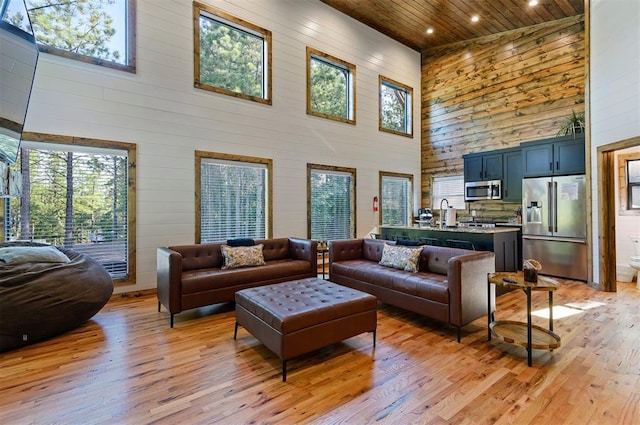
[{"left": 373, "top": 196, "right": 379, "bottom": 212}]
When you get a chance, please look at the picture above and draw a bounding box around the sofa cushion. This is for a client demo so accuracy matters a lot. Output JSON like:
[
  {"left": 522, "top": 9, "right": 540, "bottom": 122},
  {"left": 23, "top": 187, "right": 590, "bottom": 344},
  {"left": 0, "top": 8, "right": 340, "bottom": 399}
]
[
  {"left": 391, "top": 272, "right": 449, "bottom": 304},
  {"left": 362, "top": 239, "right": 385, "bottom": 262},
  {"left": 221, "top": 244, "right": 265, "bottom": 270},
  {"left": 379, "top": 243, "right": 422, "bottom": 272},
  {"left": 181, "top": 259, "right": 313, "bottom": 294},
  {"left": 331, "top": 260, "right": 449, "bottom": 304}
]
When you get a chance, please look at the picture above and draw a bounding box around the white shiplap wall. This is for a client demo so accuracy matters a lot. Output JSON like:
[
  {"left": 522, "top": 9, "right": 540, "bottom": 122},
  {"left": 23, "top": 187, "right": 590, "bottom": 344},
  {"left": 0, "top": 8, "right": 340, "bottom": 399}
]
[
  {"left": 589, "top": 0, "right": 640, "bottom": 284},
  {"left": 23, "top": 0, "right": 422, "bottom": 293}
]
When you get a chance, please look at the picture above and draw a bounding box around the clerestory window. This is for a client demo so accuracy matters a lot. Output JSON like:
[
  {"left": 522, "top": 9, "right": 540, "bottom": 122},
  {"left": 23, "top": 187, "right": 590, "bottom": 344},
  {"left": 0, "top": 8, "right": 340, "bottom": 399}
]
[
  {"left": 379, "top": 76, "right": 413, "bottom": 137},
  {"left": 25, "top": 0, "right": 135, "bottom": 72},
  {"left": 306, "top": 47, "right": 355, "bottom": 124},
  {"left": 194, "top": 2, "right": 272, "bottom": 105}
]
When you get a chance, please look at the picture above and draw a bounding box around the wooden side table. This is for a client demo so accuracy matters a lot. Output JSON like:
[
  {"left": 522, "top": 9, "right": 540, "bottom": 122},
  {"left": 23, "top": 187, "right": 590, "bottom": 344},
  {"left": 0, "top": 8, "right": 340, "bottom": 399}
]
[
  {"left": 487, "top": 272, "right": 561, "bottom": 366},
  {"left": 318, "top": 246, "right": 329, "bottom": 279}
]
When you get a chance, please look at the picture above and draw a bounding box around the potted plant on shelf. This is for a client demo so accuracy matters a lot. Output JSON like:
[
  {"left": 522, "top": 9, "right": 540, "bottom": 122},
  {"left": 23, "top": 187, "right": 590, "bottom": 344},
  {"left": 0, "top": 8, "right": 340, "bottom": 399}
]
[{"left": 557, "top": 110, "right": 585, "bottom": 137}]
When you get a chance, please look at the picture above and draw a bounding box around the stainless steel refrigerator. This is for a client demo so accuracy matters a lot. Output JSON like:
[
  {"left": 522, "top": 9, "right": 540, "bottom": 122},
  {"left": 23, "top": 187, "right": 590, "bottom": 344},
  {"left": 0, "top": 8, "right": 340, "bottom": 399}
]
[{"left": 522, "top": 174, "right": 587, "bottom": 281}]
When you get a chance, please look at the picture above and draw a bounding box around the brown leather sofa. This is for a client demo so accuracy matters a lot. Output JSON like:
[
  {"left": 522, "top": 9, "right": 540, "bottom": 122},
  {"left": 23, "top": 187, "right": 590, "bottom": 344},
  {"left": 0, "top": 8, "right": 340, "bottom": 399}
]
[
  {"left": 329, "top": 238, "right": 495, "bottom": 341},
  {"left": 157, "top": 238, "right": 317, "bottom": 327}
]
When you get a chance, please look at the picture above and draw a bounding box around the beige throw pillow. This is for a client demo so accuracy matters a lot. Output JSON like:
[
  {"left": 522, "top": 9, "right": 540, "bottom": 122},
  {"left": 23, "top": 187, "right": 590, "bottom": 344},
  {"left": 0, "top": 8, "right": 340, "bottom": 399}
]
[
  {"left": 379, "top": 243, "right": 422, "bottom": 272},
  {"left": 221, "top": 244, "right": 265, "bottom": 270}
]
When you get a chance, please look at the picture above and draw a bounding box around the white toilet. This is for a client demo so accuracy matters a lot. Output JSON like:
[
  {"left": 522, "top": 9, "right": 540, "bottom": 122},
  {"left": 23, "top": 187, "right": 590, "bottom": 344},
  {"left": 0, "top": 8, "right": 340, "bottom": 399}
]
[{"left": 630, "top": 238, "right": 640, "bottom": 288}]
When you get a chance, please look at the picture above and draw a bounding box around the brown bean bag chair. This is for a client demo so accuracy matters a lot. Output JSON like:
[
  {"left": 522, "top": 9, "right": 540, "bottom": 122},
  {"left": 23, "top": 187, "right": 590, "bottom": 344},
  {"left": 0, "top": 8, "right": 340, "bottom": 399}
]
[{"left": 0, "top": 241, "right": 113, "bottom": 352}]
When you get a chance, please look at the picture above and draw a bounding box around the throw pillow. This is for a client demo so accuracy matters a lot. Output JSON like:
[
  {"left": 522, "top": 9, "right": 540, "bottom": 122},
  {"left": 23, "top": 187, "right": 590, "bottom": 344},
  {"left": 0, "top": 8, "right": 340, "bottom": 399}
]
[
  {"left": 379, "top": 243, "right": 422, "bottom": 272},
  {"left": 221, "top": 244, "right": 265, "bottom": 270},
  {"left": 0, "top": 246, "right": 70, "bottom": 265},
  {"left": 226, "top": 238, "right": 256, "bottom": 247}
]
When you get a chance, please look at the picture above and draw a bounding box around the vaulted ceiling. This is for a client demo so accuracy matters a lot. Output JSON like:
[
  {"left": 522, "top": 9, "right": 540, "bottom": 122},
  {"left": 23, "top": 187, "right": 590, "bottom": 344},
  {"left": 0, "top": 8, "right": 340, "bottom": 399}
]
[{"left": 320, "top": 0, "right": 585, "bottom": 51}]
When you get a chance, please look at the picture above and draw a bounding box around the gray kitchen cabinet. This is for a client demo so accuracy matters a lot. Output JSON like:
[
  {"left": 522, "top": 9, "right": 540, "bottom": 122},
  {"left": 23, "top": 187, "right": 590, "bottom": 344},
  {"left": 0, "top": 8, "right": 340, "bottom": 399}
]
[{"left": 521, "top": 135, "right": 585, "bottom": 177}]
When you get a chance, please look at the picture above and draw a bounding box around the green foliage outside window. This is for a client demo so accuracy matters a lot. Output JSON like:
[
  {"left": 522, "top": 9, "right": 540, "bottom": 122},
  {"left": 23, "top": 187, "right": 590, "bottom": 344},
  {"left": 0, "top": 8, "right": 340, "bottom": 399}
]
[
  {"left": 25, "top": 0, "right": 128, "bottom": 66},
  {"left": 309, "top": 57, "right": 348, "bottom": 119},
  {"left": 199, "top": 16, "right": 265, "bottom": 99},
  {"left": 8, "top": 147, "right": 129, "bottom": 278},
  {"left": 380, "top": 77, "right": 412, "bottom": 136}
]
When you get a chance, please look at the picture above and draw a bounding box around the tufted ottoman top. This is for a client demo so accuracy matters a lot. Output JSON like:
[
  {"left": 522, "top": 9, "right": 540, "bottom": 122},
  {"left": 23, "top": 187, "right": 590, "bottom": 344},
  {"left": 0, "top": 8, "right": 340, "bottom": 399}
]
[{"left": 235, "top": 278, "right": 377, "bottom": 334}]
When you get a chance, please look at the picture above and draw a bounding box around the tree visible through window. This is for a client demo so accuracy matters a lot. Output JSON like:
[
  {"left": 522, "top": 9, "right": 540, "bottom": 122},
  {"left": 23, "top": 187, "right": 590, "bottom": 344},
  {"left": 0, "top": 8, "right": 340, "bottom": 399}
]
[
  {"left": 25, "top": 0, "right": 135, "bottom": 72},
  {"left": 194, "top": 2, "right": 271, "bottom": 104},
  {"left": 6, "top": 138, "right": 134, "bottom": 281},
  {"left": 308, "top": 164, "right": 356, "bottom": 241},
  {"left": 379, "top": 76, "right": 412, "bottom": 137},
  {"left": 380, "top": 172, "right": 412, "bottom": 226},
  {"left": 307, "top": 47, "right": 355, "bottom": 124},
  {"left": 197, "top": 152, "right": 271, "bottom": 243}
]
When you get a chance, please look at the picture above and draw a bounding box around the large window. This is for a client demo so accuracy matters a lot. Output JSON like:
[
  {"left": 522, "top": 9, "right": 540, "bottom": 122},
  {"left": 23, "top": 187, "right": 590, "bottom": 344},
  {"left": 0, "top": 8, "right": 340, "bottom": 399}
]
[
  {"left": 307, "top": 47, "right": 356, "bottom": 124},
  {"left": 380, "top": 172, "right": 413, "bottom": 226},
  {"left": 194, "top": 2, "right": 272, "bottom": 105},
  {"left": 196, "top": 151, "right": 272, "bottom": 243},
  {"left": 308, "top": 164, "right": 356, "bottom": 241},
  {"left": 5, "top": 134, "right": 136, "bottom": 283},
  {"left": 25, "top": 0, "right": 135, "bottom": 72},
  {"left": 379, "top": 76, "right": 413, "bottom": 137},
  {"left": 431, "top": 175, "right": 465, "bottom": 214}
]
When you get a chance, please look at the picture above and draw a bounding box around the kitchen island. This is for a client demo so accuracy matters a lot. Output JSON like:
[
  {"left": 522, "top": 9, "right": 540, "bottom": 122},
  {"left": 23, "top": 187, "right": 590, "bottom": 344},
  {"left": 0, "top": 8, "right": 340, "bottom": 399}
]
[{"left": 381, "top": 225, "right": 519, "bottom": 272}]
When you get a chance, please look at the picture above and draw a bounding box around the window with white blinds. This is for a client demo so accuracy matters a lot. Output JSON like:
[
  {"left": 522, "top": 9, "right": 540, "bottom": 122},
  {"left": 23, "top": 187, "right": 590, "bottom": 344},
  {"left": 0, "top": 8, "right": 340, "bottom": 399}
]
[
  {"left": 431, "top": 175, "right": 465, "bottom": 211},
  {"left": 8, "top": 142, "right": 131, "bottom": 280},
  {"left": 308, "top": 165, "right": 355, "bottom": 241},
  {"left": 380, "top": 173, "right": 412, "bottom": 226},
  {"left": 199, "top": 157, "right": 269, "bottom": 242}
]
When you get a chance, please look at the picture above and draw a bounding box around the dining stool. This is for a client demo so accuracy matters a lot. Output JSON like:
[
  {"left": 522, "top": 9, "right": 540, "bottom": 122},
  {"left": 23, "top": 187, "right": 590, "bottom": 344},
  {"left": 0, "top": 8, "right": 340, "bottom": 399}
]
[
  {"left": 419, "top": 237, "right": 441, "bottom": 246},
  {"left": 445, "top": 239, "right": 476, "bottom": 250}
]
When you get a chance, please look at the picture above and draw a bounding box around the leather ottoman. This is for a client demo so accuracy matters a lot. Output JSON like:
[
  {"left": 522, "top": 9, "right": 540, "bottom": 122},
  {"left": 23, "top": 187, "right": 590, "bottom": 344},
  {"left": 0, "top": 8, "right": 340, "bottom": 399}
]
[{"left": 234, "top": 277, "right": 377, "bottom": 381}]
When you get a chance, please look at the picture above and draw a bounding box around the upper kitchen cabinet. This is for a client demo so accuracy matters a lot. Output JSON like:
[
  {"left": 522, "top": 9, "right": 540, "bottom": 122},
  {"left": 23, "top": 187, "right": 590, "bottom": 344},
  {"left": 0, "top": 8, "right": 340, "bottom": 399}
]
[
  {"left": 502, "top": 148, "right": 523, "bottom": 202},
  {"left": 463, "top": 152, "right": 503, "bottom": 182},
  {"left": 521, "top": 135, "right": 585, "bottom": 177}
]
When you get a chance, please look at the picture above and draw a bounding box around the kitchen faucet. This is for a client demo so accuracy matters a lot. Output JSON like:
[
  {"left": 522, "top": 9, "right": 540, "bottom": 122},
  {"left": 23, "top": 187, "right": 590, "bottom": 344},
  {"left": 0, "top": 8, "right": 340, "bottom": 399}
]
[{"left": 439, "top": 198, "right": 449, "bottom": 229}]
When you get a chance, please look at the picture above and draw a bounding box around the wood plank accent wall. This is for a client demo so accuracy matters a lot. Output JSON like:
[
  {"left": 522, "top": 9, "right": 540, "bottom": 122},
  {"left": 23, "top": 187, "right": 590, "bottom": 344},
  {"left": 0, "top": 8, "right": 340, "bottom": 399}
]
[{"left": 420, "top": 16, "right": 585, "bottom": 221}]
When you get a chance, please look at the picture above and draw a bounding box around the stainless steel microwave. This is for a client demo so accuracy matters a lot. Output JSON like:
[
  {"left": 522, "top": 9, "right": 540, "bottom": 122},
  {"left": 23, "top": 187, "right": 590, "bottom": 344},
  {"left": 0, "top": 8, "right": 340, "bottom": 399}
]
[{"left": 465, "top": 180, "right": 502, "bottom": 201}]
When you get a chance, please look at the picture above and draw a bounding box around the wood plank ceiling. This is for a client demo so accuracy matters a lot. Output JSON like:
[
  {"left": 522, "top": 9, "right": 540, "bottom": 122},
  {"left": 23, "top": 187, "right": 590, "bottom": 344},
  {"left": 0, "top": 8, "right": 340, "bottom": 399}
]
[{"left": 320, "top": 0, "right": 585, "bottom": 50}]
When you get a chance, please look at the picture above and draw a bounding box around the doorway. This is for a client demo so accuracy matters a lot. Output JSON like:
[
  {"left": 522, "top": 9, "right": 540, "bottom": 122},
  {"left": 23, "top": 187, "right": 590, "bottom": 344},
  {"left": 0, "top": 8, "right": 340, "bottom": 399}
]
[{"left": 598, "top": 136, "right": 640, "bottom": 291}]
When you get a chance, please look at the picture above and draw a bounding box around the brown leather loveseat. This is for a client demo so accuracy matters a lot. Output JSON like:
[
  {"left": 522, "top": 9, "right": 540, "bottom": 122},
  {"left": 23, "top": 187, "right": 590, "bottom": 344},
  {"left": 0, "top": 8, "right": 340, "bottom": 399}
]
[
  {"left": 329, "top": 238, "right": 495, "bottom": 341},
  {"left": 157, "top": 238, "right": 317, "bottom": 327}
]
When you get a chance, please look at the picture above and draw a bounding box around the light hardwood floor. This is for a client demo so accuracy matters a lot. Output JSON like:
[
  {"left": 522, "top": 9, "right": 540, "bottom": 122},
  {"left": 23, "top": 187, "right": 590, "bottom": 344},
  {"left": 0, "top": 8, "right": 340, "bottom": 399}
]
[{"left": 1, "top": 279, "right": 639, "bottom": 424}]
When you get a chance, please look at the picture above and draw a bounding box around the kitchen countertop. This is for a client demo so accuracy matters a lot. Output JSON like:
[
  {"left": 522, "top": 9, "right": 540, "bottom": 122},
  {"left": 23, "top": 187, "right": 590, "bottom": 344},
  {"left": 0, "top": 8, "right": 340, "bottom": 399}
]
[{"left": 382, "top": 225, "right": 520, "bottom": 234}]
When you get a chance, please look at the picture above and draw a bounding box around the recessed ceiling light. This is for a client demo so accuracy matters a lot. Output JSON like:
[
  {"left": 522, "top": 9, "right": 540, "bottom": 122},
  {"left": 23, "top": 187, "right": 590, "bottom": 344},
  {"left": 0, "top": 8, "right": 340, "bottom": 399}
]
[
  {"left": 471, "top": 15, "right": 480, "bottom": 23},
  {"left": 529, "top": 0, "right": 538, "bottom": 6},
  {"left": 426, "top": 28, "right": 434, "bottom": 35}
]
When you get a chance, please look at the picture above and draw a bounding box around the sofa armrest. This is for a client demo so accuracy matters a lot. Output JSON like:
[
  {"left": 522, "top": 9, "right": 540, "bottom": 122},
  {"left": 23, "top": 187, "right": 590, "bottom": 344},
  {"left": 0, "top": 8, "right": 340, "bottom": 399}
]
[
  {"left": 329, "top": 239, "right": 364, "bottom": 264},
  {"left": 447, "top": 251, "right": 496, "bottom": 327},
  {"left": 289, "top": 238, "right": 317, "bottom": 271},
  {"left": 157, "top": 247, "right": 184, "bottom": 314}
]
